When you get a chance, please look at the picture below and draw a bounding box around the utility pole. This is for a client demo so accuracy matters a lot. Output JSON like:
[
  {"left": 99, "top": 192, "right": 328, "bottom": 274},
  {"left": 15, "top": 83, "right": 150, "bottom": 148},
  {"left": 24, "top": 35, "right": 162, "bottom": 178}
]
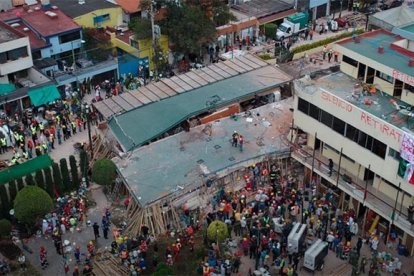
[{"left": 150, "top": 0, "right": 158, "bottom": 76}]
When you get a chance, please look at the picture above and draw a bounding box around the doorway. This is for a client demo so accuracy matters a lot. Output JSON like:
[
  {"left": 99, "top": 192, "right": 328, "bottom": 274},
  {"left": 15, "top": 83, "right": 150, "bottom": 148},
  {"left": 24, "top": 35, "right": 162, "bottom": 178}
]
[
  {"left": 366, "top": 67, "right": 375, "bottom": 84},
  {"left": 394, "top": 79, "right": 403, "bottom": 98},
  {"left": 358, "top": 63, "right": 366, "bottom": 81},
  {"left": 363, "top": 167, "right": 375, "bottom": 181}
]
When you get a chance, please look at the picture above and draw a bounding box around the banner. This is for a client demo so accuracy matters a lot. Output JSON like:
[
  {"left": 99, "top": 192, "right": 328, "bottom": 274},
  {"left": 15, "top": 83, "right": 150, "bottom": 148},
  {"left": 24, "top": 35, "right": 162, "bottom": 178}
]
[{"left": 400, "top": 132, "right": 414, "bottom": 163}]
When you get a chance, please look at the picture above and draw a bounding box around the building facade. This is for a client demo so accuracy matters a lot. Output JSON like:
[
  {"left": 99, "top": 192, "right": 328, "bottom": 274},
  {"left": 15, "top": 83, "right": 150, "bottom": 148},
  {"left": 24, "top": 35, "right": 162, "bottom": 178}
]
[{"left": 292, "top": 27, "right": 414, "bottom": 255}]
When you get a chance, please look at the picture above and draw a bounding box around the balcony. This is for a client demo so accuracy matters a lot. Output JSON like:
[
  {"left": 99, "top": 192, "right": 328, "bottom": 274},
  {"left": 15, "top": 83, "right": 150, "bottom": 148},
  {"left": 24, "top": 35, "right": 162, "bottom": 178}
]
[{"left": 291, "top": 145, "right": 414, "bottom": 236}]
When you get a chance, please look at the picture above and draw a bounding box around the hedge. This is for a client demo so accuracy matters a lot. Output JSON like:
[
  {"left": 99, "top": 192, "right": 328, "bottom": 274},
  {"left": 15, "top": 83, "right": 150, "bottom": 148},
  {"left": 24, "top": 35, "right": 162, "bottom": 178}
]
[{"left": 291, "top": 29, "right": 364, "bottom": 55}]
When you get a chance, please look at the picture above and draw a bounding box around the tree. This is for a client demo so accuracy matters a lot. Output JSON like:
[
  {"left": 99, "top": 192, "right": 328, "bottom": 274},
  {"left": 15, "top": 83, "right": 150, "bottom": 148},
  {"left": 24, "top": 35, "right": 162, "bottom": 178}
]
[
  {"left": 43, "top": 167, "right": 54, "bottom": 198},
  {"left": 0, "top": 219, "right": 12, "bottom": 238},
  {"left": 16, "top": 178, "right": 25, "bottom": 191},
  {"left": 212, "top": 0, "right": 236, "bottom": 27},
  {"left": 0, "top": 185, "right": 10, "bottom": 218},
  {"left": 25, "top": 174, "right": 35, "bottom": 186},
  {"left": 60, "top": 158, "right": 71, "bottom": 192},
  {"left": 79, "top": 150, "right": 89, "bottom": 178},
  {"left": 92, "top": 159, "right": 117, "bottom": 187},
  {"left": 14, "top": 186, "right": 53, "bottom": 225},
  {"left": 52, "top": 162, "right": 64, "bottom": 195},
  {"left": 207, "top": 220, "right": 228, "bottom": 243},
  {"left": 35, "top": 170, "right": 45, "bottom": 189},
  {"left": 130, "top": 17, "right": 153, "bottom": 40},
  {"left": 161, "top": 2, "right": 216, "bottom": 57},
  {"left": 82, "top": 27, "right": 113, "bottom": 62},
  {"left": 7, "top": 180, "right": 17, "bottom": 203},
  {"left": 69, "top": 155, "right": 80, "bottom": 190}
]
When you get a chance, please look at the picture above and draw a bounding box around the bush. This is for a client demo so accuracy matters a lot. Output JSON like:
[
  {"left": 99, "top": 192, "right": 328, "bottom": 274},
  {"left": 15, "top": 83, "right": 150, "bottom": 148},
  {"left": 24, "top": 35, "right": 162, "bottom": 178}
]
[
  {"left": 207, "top": 220, "right": 228, "bottom": 243},
  {"left": 43, "top": 167, "right": 54, "bottom": 198},
  {"left": 258, "top": 53, "right": 273, "bottom": 60},
  {"left": 16, "top": 178, "right": 24, "bottom": 191},
  {"left": 92, "top": 159, "right": 117, "bottom": 187},
  {"left": 52, "top": 162, "right": 64, "bottom": 195},
  {"left": 8, "top": 180, "right": 17, "bottom": 203},
  {"left": 0, "top": 219, "right": 11, "bottom": 238},
  {"left": 24, "top": 174, "right": 35, "bottom": 186},
  {"left": 69, "top": 155, "right": 80, "bottom": 190},
  {"left": 60, "top": 158, "right": 71, "bottom": 192},
  {"left": 79, "top": 150, "right": 89, "bottom": 178},
  {"left": 35, "top": 170, "right": 45, "bottom": 189},
  {"left": 154, "top": 263, "right": 173, "bottom": 276},
  {"left": 14, "top": 186, "right": 53, "bottom": 225},
  {"left": 291, "top": 29, "right": 365, "bottom": 54},
  {"left": 0, "top": 185, "right": 10, "bottom": 218},
  {"left": 264, "top": 23, "right": 277, "bottom": 40}
]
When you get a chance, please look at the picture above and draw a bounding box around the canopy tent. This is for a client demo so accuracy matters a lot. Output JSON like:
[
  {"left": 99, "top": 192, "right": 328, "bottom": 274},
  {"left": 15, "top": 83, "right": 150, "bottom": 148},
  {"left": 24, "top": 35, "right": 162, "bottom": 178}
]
[
  {"left": 28, "top": 85, "right": 61, "bottom": 107},
  {"left": 0, "top": 84, "right": 16, "bottom": 96},
  {"left": 0, "top": 154, "right": 53, "bottom": 185}
]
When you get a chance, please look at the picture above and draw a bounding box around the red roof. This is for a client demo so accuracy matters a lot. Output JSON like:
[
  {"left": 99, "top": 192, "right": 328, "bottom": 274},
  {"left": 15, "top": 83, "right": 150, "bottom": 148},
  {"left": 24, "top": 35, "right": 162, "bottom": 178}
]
[
  {"left": 116, "top": 0, "right": 141, "bottom": 14},
  {"left": 0, "top": 4, "right": 80, "bottom": 37},
  {"left": 13, "top": 23, "right": 48, "bottom": 49}
]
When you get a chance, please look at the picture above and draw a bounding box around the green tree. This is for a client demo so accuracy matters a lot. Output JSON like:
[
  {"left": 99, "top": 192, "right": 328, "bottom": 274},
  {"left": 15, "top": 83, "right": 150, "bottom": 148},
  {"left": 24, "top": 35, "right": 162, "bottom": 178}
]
[
  {"left": 35, "top": 170, "right": 45, "bottom": 189},
  {"left": 69, "top": 155, "right": 80, "bottom": 190},
  {"left": 161, "top": 2, "right": 216, "bottom": 57},
  {"left": 82, "top": 27, "right": 113, "bottom": 62},
  {"left": 52, "top": 162, "right": 64, "bottom": 195},
  {"left": 212, "top": 0, "right": 236, "bottom": 27},
  {"left": 25, "top": 174, "right": 35, "bottom": 186},
  {"left": 16, "top": 178, "right": 24, "bottom": 191},
  {"left": 43, "top": 167, "right": 54, "bottom": 198},
  {"left": 92, "top": 159, "right": 117, "bottom": 187},
  {"left": 0, "top": 219, "right": 12, "bottom": 238},
  {"left": 207, "top": 220, "right": 228, "bottom": 243},
  {"left": 0, "top": 185, "right": 10, "bottom": 218},
  {"left": 153, "top": 263, "right": 173, "bottom": 276},
  {"left": 7, "top": 180, "right": 17, "bottom": 203},
  {"left": 130, "top": 17, "right": 153, "bottom": 40},
  {"left": 60, "top": 158, "right": 71, "bottom": 192},
  {"left": 79, "top": 150, "right": 89, "bottom": 178},
  {"left": 14, "top": 186, "right": 53, "bottom": 225}
]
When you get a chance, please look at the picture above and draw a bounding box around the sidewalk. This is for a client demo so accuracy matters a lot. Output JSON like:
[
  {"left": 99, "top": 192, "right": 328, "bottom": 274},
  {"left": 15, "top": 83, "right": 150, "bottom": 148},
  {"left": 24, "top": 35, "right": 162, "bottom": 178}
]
[{"left": 20, "top": 184, "right": 113, "bottom": 275}]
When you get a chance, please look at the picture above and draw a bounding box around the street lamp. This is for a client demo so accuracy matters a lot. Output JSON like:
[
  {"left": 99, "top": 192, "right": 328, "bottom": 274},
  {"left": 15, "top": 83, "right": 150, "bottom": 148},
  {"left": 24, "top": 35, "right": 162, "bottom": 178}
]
[{"left": 84, "top": 104, "right": 93, "bottom": 158}]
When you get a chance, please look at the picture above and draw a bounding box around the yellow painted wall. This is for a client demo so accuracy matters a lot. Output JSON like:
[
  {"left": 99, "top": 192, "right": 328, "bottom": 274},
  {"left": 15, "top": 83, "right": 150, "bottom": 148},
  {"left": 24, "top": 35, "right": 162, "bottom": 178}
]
[
  {"left": 110, "top": 33, "right": 169, "bottom": 70},
  {"left": 340, "top": 62, "right": 358, "bottom": 79},
  {"left": 401, "top": 89, "right": 414, "bottom": 104},
  {"left": 74, "top": 7, "right": 122, "bottom": 29}
]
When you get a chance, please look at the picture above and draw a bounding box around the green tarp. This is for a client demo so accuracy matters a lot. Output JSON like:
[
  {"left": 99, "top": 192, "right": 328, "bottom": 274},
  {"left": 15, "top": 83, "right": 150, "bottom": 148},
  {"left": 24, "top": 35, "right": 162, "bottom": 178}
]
[
  {"left": 28, "top": 85, "right": 61, "bottom": 107},
  {"left": 0, "top": 154, "right": 53, "bottom": 185},
  {"left": 109, "top": 65, "right": 292, "bottom": 151},
  {"left": 0, "top": 83, "right": 16, "bottom": 96}
]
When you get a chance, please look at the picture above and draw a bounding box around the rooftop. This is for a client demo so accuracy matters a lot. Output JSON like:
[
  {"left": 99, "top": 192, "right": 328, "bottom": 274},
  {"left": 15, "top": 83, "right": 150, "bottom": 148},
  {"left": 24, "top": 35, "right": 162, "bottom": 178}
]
[
  {"left": 49, "top": 0, "right": 118, "bottom": 18},
  {"left": 0, "top": 21, "right": 24, "bottom": 43},
  {"left": 296, "top": 71, "right": 414, "bottom": 131},
  {"left": 12, "top": 22, "right": 48, "bottom": 49},
  {"left": 368, "top": 6, "right": 414, "bottom": 30},
  {"left": 337, "top": 30, "right": 414, "bottom": 77},
  {"left": 0, "top": 4, "right": 81, "bottom": 37},
  {"left": 230, "top": 0, "right": 293, "bottom": 20},
  {"left": 106, "top": 58, "right": 292, "bottom": 152},
  {"left": 113, "top": 100, "right": 293, "bottom": 206},
  {"left": 115, "top": 0, "right": 140, "bottom": 14}
]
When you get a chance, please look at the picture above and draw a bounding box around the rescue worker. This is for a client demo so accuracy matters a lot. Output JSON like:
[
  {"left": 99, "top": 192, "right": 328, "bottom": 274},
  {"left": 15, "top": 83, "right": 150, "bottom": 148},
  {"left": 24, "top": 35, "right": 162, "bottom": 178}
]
[{"left": 0, "top": 136, "right": 7, "bottom": 153}]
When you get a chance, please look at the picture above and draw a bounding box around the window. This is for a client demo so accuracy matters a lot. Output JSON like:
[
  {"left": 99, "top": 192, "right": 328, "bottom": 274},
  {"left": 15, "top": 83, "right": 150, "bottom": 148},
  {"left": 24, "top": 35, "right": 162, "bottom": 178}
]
[
  {"left": 297, "top": 98, "right": 309, "bottom": 114},
  {"left": 345, "top": 124, "right": 359, "bottom": 142},
  {"left": 376, "top": 71, "right": 394, "bottom": 83},
  {"left": 332, "top": 117, "right": 346, "bottom": 135},
  {"left": 342, "top": 55, "right": 358, "bottom": 67},
  {"left": 93, "top": 14, "right": 111, "bottom": 24},
  {"left": 59, "top": 31, "right": 81, "bottom": 44},
  {"left": 320, "top": 110, "right": 333, "bottom": 127},
  {"left": 0, "top": 52, "right": 6, "bottom": 64},
  {"left": 357, "top": 131, "right": 367, "bottom": 147},
  {"left": 309, "top": 103, "right": 320, "bottom": 120},
  {"left": 7, "top": 47, "right": 28, "bottom": 60},
  {"left": 405, "top": 83, "right": 414, "bottom": 93},
  {"left": 388, "top": 148, "right": 400, "bottom": 160}
]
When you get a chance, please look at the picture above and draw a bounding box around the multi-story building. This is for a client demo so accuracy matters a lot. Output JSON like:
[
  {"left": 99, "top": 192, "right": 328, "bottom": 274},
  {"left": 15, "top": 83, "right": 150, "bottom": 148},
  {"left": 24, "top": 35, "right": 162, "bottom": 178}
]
[
  {"left": 292, "top": 25, "right": 414, "bottom": 254},
  {"left": 0, "top": 1, "right": 82, "bottom": 60}
]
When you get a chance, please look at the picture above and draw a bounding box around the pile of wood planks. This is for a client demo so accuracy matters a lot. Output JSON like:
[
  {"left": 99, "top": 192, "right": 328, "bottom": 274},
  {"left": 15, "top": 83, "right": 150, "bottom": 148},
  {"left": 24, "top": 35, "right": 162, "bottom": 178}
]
[
  {"left": 93, "top": 249, "right": 129, "bottom": 276},
  {"left": 88, "top": 135, "right": 115, "bottom": 167}
]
